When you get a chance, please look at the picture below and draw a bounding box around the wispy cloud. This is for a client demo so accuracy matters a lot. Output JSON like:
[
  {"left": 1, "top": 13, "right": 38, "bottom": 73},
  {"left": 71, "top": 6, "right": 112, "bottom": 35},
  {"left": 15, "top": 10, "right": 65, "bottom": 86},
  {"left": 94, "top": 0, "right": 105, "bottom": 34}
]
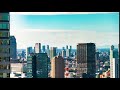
[
  {"left": 10, "top": 12, "right": 116, "bottom": 15},
  {"left": 10, "top": 29, "right": 119, "bottom": 49}
]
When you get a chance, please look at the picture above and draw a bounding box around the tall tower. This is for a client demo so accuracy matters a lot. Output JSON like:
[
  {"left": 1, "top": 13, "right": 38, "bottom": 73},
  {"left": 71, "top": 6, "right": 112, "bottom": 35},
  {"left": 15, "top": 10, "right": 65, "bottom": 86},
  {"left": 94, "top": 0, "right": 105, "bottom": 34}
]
[
  {"left": 42, "top": 45, "right": 45, "bottom": 53},
  {"left": 46, "top": 45, "right": 50, "bottom": 57},
  {"left": 10, "top": 36, "right": 17, "bottom": 60},
  {"left": 0, "top": 12, "right": 10, "bottom": 78},
  {"left": 35, "top": 43, "right": 41, "bottom": 53},
  {"left": 62, "top": 49, "right": 66, "bottom": 58},
  {"left": 77, "top": 43, "right": 96, "bottom": 78},
  {"left": 51, "top": 56, "right": 64, "bottom": 78},
  {"left": 27, "top": 47, "right": 32, "bottom": 56},
  {"left": 110, "top": 45, "right": 119, "bottom": 78},
  {"left": 27, "top": 53, "right": 48, "bottom": 78},
  {"left": 50, "top": 47, "right": 57, "bottom": 60}
]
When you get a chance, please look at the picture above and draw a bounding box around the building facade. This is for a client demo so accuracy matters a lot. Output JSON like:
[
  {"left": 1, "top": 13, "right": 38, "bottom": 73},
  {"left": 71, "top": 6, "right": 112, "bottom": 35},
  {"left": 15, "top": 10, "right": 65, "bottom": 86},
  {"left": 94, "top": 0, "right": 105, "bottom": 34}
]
[
  {"left": 27, "top": 55, "right": 33, "bottom": 78},
  {"left": 77, "top": 43, "right": 96, "bottom": 78},
  {"left": 27, "top": 53, "right": 48, "bottom": 78},
  {"left": 42, "top": 45, "right": 45, "bottom": 53},
  {"left": 62, "top": 49, "right": 66, "bottom": 58},
  {"left": 51, "top": 56, "right": 64, "bottom": 78},
  {"left": 0, "top": 12, "right": 10, "bottom": 78},
  {"left": 50, "top": 47, "right": 57, "bottom": 60},
  {"left": 110, "top": 45, "right": 119, "bottom": 78},
  {"left": 27, "top": 47, "right": 32, "bottom": 56},
  {"left": 33, "top": 53, "right": 48, "bottom": 78},
  {"left": 35, "top": 43, "right": 41, "bottom": 53},
  {"left": 10, "top": 36, "right": 17, "bottom": 60}
]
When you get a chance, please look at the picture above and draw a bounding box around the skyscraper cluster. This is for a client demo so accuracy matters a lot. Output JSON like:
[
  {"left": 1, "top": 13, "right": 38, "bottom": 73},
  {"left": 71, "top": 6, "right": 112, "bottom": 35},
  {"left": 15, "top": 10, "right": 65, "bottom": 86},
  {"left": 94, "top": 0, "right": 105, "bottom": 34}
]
[{"left": 0, "top": 12, "right": 119, "bottom": 78}]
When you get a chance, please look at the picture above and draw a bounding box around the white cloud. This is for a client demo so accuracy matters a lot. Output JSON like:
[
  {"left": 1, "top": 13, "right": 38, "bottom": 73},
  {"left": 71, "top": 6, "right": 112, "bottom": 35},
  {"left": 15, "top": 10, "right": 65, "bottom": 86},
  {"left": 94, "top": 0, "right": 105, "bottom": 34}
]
[
  {"left": 10, "top": 12, "right": 115, "bottom": 15},
  {"left": 10, "top": 29, "right": 119, "bottom": 49}
]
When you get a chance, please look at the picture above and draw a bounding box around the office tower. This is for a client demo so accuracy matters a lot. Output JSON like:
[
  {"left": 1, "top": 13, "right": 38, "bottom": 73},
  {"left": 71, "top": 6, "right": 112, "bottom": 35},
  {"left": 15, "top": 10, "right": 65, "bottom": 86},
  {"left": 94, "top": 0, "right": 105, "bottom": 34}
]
[
  {"left": 0, "top": 12, "right": 10, "bottom": 78},
  {"left": 66, "top": 45, "right": 68, "bottom": 49},
  {"left": 62, "top": 49, "right": 66, "bottom": 57},
  {"left": 70, "top": 46, "right": 72, "bottom": 50},
  {"left": 33, "top": 47, "right": 35, "bottom": 53},
  {"left": 110, "top": 45, "right": 118, "bottom": 60},
  {"left": 10, "top": 36, "right": 17, "bottom": 60},
  {"left": 27, "top": 53, "right": 34, "bottom": 78},
  {"left": 110, "top": 58, "right": 119, "bottom": 78},
  {"left": 42, "top": 45, "right": 45, "bottom": 53},
  {"left": 46, "top": 45, "right": 50, "bottom": 57},
  {"left": 27, "top": 47, "right": 32, "bottom": 56},
  {"left": 66, "top": 49, "right": 70, "bottom": 57},
  {"left": 47, "top": 45, "right": 49, "bottom": 50},
  {"left": 27, "top": 53, "right": 48, "bottom": 78},
  {"left": 21, "top": 50, "right": 25, "bottom": 58},
  {"left": 110, "top": 45, "right": 119, "bottom": 78},
  {"left": 62, "top": 47, "right": 65, "bottom": 50},
  {"left": 32, "top": 53, "right": 48, "bottom": 78},
  {"left": 77, "top": 43, "right": 96, "bottom": 78},
  {"left": 35, "top": 43, "right": 41, "bottom": 53},
  {"left": 96, "top": 50, "right": 100, "bottom": 72},
  {"left": 51, "top": 56, "right": 64, "bottom": 78},
  {"left": 50, "top": 47, "right": 57, "bottom": 60}
]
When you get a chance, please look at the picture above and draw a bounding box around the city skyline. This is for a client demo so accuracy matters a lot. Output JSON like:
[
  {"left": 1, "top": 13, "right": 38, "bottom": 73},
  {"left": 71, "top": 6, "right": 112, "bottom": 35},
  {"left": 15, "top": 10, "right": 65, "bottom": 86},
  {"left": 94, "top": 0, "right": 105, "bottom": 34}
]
[{"left": 10, "top": 12, "right": 119, "bottom": 49}]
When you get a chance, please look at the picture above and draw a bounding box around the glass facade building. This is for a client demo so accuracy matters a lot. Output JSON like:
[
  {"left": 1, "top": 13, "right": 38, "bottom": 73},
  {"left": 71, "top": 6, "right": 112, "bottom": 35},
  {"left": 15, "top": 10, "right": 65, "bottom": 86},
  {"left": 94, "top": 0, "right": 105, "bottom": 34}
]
[
  {"left": 27, "top": 53, "right": 48, "bottom": 78},
  {"left": 10, "top": 36, "right": 17, "bottom": 60},
  {"left": 77, "top": 43, "right": 96, "bottom": 78},
  {"left": 0, "top": 13, "right": 10, "bottom": 78}
]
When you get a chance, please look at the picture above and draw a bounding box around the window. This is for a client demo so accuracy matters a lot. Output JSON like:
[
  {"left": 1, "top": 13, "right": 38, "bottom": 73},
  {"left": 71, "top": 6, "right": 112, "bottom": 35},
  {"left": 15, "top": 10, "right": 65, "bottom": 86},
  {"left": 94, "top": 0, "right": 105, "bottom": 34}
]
[
  {"left": 0, "top": 39, "right": 9, "bottom": 45},
  {"left": 0, "top": 13, "right": 9, "bottom": 20},
  {"left": 0, "top": 57, "right": 10, "bottom": 62},
  {"left": 0, "top": 65, "right": 8, "bottom": 69},
  {"left": 0, "top": 23, "right": 9, "bottom": 29},
  {"left": 0, "top": 32, "right": 9, "bottom": 37},
  {"left": 0, "top": 47, "right": 9, "bottom": 53}
]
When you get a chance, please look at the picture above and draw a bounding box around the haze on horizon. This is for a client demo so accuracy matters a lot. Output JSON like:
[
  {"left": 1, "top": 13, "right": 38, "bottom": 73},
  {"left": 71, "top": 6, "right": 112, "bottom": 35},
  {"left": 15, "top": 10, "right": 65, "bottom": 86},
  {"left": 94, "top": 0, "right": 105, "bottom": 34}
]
[{"left": 10, "top": 12, "right": 119, "bottom": 49}]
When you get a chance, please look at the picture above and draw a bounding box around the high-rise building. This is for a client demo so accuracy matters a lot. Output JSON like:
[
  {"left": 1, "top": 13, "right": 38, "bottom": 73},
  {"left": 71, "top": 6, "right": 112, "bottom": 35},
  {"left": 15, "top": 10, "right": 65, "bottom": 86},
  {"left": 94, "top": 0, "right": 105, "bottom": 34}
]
[
  {"left": 70, "top": 46, "right": 72, "bottom": 50},
  {"left": 35, "top": 43, "right": 41, "bottom": 53},
  {"left": 0, "top": 12, "right": 10, "bottom": 78},
  {"left": 47, "top": 45, "right": 49, "bottom": 50},
  {"left": 110, "top": 58, "right": 119, "bottom": 78},
  {"left": 27, "top": 47, "right": 32, "bottom": 56},
  {"left": 42, "top": 45, "right": 45, "bottom": 53},
  {"left": 50, "top": 47, "right": 57, "bottom": 60},
  {"left": 110, "top": 45, "right": 119, "bottom": 78},
  {"left": 46, "top": 45, "right": 50, "bottom": 57},
  {"left": 32, "top": 53, "right": 48, "bottom": 78},
  {"left": 96, "top": 50, "right": 100, "bottom": 72},
  {"left": 77, "top": 43, "right": 96, "bottom": 78},
  {"left": 21, "top": 50, "right": 25, "bottom": 58},
  {"left": 10, "top": 36, "right": 17, "bottom": 60},
  {"left": 66, "top": 45, "right": 68, "bottom": 49},
  {"left": 62, "top": 49, "right": 66, "bottom": 57},
  {"left": 66, "top": 49, "right": 70, "bottom": 57},
  {"left": 51, "top": 56, "right": 64, "bottom": 78},
  {"left": 27, "top": 53, "right": 34, "bottom": 78}
]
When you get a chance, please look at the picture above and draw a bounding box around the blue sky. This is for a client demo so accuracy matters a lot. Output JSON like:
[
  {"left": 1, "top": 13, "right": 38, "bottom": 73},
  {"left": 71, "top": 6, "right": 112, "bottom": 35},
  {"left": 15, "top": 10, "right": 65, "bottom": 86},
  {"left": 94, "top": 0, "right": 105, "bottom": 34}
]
[{"left": 10, "top": 12, "right": 119, "bottom": 49}]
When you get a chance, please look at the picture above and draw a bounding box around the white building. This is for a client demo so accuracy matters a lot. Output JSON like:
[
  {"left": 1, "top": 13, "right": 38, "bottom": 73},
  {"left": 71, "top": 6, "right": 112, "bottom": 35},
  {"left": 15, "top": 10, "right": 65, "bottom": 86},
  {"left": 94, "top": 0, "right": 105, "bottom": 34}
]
[
  {"left": 110, "top": 58, "right": 119, "bottom": 78},
  {"left": 110, "top": 45, "right": 119, "bottom": 78},
  {"left": 35, "top": 43, "right": 41, "bottom": 53}
]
